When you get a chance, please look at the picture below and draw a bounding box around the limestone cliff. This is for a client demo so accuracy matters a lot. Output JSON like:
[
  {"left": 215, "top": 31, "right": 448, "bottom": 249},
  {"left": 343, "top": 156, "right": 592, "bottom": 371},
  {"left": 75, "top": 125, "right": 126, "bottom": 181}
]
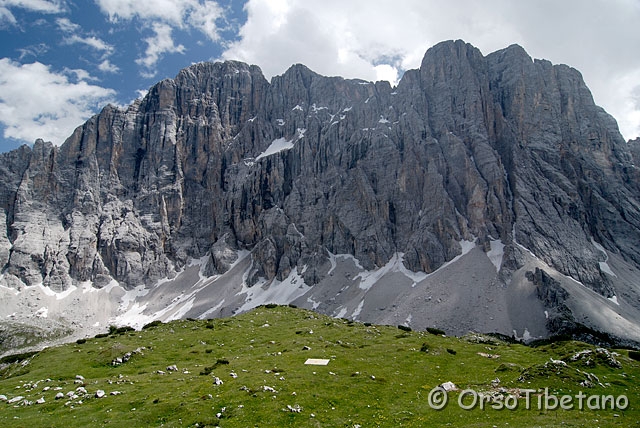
[{"left": 1, "top": 40, "right": 639, "bottom": 343}]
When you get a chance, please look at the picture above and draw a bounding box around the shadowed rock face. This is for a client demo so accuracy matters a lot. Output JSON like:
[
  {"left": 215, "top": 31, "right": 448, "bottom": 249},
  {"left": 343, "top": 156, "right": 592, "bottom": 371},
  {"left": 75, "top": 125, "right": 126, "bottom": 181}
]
[{"left": 0, "top": 40, "right": 638, "bottom": 306}]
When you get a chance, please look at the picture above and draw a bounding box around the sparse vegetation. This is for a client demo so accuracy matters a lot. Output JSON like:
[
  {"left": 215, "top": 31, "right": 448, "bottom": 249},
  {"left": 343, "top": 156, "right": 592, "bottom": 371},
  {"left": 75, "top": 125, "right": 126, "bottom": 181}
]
[
  {"left": 0, "top": 351, "right": 38, "bottom": 365},
  {"left": 142, "top": 320, "right": 163, "bottom": 330},
  {"left": 0, "top": 306, "right": 637, "bottom": 427},
  {"left": 426, "top": 327, "right": 446, "bottom": 336}
]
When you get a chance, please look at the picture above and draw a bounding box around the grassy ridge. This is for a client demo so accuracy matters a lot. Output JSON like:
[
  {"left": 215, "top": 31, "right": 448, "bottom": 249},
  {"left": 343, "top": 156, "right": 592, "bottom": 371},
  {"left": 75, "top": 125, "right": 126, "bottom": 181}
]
[{"left": 0, "top": 305, "right": 638, "bottom": 427}]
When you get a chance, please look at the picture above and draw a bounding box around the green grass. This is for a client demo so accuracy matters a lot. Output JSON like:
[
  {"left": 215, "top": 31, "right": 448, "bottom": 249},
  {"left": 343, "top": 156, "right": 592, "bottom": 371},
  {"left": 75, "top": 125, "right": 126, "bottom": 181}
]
[{"left": 0, "top": 305, "right": 638, "bottom": 427}]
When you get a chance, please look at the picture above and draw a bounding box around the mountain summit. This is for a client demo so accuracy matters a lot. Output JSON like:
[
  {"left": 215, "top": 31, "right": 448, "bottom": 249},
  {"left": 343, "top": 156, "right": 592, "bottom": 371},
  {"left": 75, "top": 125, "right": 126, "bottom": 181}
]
[{"left": 1, "top": 40, "right": 640, "bottom": 349}]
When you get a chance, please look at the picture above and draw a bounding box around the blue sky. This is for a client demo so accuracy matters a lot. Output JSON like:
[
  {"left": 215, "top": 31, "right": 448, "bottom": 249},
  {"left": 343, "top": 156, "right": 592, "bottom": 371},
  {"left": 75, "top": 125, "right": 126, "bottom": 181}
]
[{"left": 1, "top": 0, "right": 639, "bottom": 153}]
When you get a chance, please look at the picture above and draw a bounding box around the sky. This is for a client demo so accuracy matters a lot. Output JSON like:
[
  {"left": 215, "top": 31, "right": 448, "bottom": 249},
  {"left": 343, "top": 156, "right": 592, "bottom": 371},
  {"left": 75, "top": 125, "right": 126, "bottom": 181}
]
[{"left": 0, "top": 0, "right": 639, "bottom": 153}]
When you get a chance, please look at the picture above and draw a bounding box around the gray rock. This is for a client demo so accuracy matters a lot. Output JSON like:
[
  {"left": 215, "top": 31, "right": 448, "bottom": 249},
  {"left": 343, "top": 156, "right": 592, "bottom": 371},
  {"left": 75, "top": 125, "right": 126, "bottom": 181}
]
[{"left": 1, "top": 40, "right": 639, "bottom": 343}]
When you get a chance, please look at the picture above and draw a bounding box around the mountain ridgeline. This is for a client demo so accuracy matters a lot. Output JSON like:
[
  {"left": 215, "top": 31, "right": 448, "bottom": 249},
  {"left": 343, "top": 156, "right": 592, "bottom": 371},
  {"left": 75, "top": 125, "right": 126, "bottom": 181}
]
[{"left": 1, "top": 40, "right": 640, "bottom": 343}]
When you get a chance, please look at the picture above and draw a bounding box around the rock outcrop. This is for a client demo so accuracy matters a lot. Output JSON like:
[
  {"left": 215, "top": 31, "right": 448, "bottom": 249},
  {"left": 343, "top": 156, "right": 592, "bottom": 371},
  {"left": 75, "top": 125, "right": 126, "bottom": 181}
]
[{"left": 1, "top": 40, "right": 639, "bottom": 341}]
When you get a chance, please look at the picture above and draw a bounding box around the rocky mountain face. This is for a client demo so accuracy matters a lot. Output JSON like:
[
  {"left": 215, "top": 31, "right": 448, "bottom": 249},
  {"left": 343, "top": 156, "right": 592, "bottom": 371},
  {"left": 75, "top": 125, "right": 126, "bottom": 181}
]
[{"left": 1, "top": 40, "right": 640, "bottom": 345}]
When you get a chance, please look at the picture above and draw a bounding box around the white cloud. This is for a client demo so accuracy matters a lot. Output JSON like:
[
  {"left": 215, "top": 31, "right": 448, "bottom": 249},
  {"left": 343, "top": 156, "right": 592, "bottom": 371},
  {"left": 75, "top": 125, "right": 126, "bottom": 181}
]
[
  {"left": 17, "top": 43, "right": 48, "bottom": 60},
  {"left": 0, "top": 6, "right": 18, "bottom": 26},
  {"left": 96, "top": 0, "right": 224, "bottom": 39},
  {"left": 222, "top": 0, "right": 518, "bottom": 82},
  {"left": 0, "top": 59, "right": 115, "bottom": 145},
  {"left": 98, "top": 59, "right": 119, "bottom": 73},
  {"left": 55, "top": 16, "right": 78, "bottom": 32},
  {"left": 97, "top": 0, "right": 224, "bottom": 76},
  {"left": 65, "top": 34, "right": 113, "bottom": 53},
  {"left": 97, "top": 0, "right": 191, "bottom": 26},
  {"left": 1, "top": 0, "right": 65, "bottom": 14},
  {"left": 135, "top": 22, "right": 185, "bottom": 74},
  {"left": 222, "top": 0, "right": 640, "bottom": 140},
  {"left": 187, "top": 0, "right": 223, "bottom": 41},
  {"left": 0, "top": 0, "right": 64, "bottom": 26},
  {"left": 57, "top": 18, "right": 113, "bottom": 54}
]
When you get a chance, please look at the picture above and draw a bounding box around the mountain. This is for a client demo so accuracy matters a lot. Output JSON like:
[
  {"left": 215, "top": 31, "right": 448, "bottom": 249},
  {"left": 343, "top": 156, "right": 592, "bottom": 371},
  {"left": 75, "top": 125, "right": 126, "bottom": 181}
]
[{"left": 1, "top": 40, "right": 640, "bottom": 351}]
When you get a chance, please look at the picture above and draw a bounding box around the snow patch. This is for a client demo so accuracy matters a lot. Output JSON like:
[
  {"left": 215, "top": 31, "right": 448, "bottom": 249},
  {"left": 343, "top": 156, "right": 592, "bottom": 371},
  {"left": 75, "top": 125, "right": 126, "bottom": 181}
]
[
  {"left": 256, "top": 138, "right": 294, "bottom": 160},
  {"left": 34, "top": 307, "right": 48, "bottom": 318},
  {"left": 118, "top": 285, "right": 150, "bottom": 313},
  {"left": 103, "top": 279, "right": 120, "bottom": 294},
  {"left": 112, "top": 302, "right": 152, "bottom": 329},
  {"left": 608, "top": 295, "right": 620, "bottom": 306},
  {"left": 188, "top": 255, "right": 212, "bottom": 282},
  {"left": 487, "top": 240, "right": 505, "bottom": 272},
  {"left": 513, "top": 328, "right": 533, "bottom": 342},
  {"left": 404, "top": 314, "right": 412, "bottom": 326},
  {"left": 236, "top": 268, "right": 311, "bottom": 313},
  {"left": 306, "top": 296, "right": 321, "bottom": 310},
  {"left": 435, "top": 240, "right": 476, "bottom": 272},
  {"left": 599, "top": 262, "right": 616, "bottom": 277},
  {"left": 166, "top": 298, "right": 195, "bottom": 321},
  {"left": 327, "top": 251, "right": 337, "bottom": 275},
  {"left": 592, "top": 239, "right": 616, "bottom": 277},
  {"left": 310, "top": 103, "right": 328, "bottom": 112},
  {"left": 198, "top": 299, "right": 226, "bottom": 319},
  {"left": 36, "top": 283, "right": 77, "bottom": 301},
  {"left": 292, "top": 105, "right": 303, "bottom": 111},
  {"left": 276, "top": 119, "right": 285, "bottom": 126},
  {"left": 378, "top": 116, "right": 390, "bottom": 124},
  {"left": 335, "top": 306, "right": 347, "bottom": 318},
  {"left": 351, "top": 300, "right": 364, "bottom": 319},
  {"left": 355, "top": 253, "right": 427, "bottom": 291},
  {"left": 0, "top": 283, "right": 19, "bottom": 296},
  {"left": 460, "top": 240, "right": 476, "bottom": 255}
]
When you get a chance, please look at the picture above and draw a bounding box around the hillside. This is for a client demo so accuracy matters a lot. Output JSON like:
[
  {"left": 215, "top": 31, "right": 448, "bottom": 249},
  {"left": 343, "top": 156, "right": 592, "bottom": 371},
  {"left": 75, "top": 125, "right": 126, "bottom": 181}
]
[{"left": 0, "top": 306, "right": 638, "bottom": 427}]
